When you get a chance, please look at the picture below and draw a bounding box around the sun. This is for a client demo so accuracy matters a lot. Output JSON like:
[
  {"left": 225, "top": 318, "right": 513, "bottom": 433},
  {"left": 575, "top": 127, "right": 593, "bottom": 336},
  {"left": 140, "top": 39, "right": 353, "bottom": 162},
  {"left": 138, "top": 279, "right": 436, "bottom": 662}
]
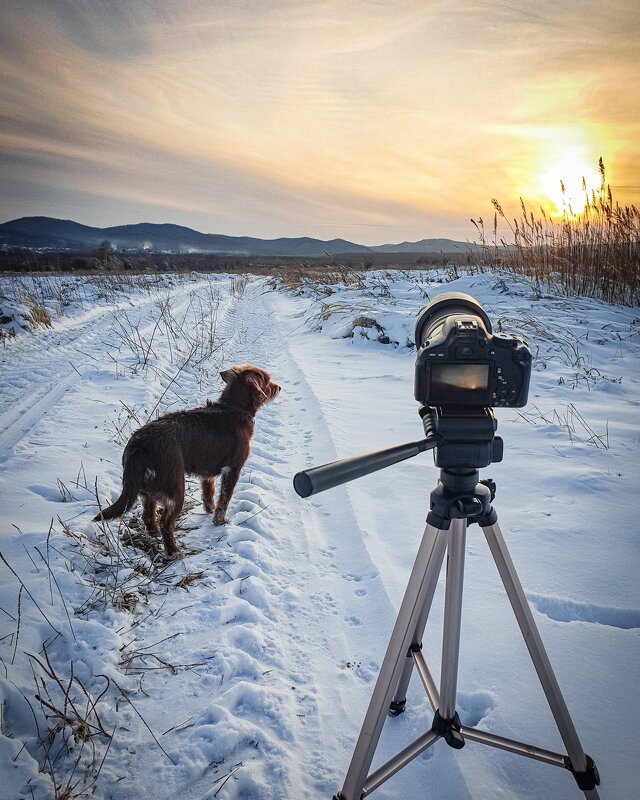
[{"left": 536, "top": 153, "right": 602, "bottom": 215}]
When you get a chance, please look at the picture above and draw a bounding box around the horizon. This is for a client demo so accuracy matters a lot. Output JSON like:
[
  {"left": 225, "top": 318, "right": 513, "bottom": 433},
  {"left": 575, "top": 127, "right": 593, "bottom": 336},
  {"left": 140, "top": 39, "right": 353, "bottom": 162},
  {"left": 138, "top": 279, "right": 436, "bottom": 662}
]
[{"left": 1, "top": 2, "right": 638, "bottom": 245}]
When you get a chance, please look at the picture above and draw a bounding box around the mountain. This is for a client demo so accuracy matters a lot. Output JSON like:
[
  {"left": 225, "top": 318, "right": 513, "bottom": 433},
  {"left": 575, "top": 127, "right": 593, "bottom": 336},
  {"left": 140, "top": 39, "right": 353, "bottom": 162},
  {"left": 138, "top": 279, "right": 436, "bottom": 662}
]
[
  {"left": 371, "top": 238, "right": 467, "bottom": 253},
  {"left": 0, "top": 216, "right": 470, "bottom": 257}
]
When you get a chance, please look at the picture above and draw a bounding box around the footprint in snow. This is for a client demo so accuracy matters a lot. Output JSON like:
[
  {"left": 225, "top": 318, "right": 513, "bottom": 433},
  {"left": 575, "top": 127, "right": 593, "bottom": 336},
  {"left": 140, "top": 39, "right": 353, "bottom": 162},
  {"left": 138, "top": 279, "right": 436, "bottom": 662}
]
[
  {"left": 250, "top": 444, "right": 286, "bottom": 463},
  {"left": 226, "top": 526, "right": 258, "bottom": 544},
  {"left": 342, "top": 572, "right": 366, "bottom": 583},
  {"left": 456, "top": 690, "right": 496, "bottom": 727},
  {"left": 232, "top": 499, "right": 258, "bottom": 513},
  {"left": 27, "top": 483, "right": 78, "bottom": 502},
  {"left": 354, "top": 660, "right": 379, "bottom": 684},
  {"left": 246, "top": 474, "right": 270, "bottom": 490},
  {"left": 232, "top": 512, "right": 272, "bottom": 537},
  {"left": 311, "top": 591, "right": 337, "bottom": 611},
  {"left": 234, "top": 489, "right": 263, "bottom": 505},
  {"left": 251, "top": 462, "right": 284, "bottom": 478}
]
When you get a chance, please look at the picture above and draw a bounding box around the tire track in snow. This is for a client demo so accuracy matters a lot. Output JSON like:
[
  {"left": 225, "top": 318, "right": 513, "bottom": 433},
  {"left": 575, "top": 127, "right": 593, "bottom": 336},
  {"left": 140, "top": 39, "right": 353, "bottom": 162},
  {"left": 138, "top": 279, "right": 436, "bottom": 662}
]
[
  {"left": 0, "top": 371, "right": 81, "bottom": 461},
  {"left": 0, "top": 278, "right": 218, "bottom": 462}
]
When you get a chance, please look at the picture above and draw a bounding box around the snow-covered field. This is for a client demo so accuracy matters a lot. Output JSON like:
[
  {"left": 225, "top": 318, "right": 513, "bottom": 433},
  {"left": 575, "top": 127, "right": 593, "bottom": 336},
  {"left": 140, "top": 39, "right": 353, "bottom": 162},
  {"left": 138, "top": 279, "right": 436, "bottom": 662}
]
[{"left": 0, "top": 269, "right": 638, "bottom": 800}]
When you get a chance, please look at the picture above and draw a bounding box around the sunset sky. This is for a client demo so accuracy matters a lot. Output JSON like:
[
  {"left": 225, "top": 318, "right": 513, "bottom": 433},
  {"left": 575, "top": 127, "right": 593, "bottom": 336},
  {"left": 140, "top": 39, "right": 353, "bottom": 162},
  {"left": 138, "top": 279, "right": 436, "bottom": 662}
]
[{"left": 1, "top": 1, "right": 638, "bottom": 243}]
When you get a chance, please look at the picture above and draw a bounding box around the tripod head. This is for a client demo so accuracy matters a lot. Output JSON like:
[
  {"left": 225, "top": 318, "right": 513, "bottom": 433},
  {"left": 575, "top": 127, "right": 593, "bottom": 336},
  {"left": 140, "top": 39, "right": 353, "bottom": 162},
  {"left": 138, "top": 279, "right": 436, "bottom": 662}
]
[{"left": 293, "top": 406, "right": 502, "bottom": 499}]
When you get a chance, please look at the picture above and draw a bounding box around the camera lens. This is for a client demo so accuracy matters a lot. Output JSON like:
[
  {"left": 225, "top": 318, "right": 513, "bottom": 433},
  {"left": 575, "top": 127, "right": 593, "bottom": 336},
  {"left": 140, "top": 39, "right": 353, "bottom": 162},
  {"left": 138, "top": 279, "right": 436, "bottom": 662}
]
[{"left": 415, "top": 292, "right": 492, "bottom": 349}]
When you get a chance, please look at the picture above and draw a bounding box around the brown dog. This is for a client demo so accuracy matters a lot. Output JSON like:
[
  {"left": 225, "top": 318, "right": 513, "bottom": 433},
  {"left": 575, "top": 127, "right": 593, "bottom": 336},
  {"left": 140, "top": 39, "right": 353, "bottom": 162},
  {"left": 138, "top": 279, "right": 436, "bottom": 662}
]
[{"left": 93, "top": 365, "right": 280, "bottom": 558}]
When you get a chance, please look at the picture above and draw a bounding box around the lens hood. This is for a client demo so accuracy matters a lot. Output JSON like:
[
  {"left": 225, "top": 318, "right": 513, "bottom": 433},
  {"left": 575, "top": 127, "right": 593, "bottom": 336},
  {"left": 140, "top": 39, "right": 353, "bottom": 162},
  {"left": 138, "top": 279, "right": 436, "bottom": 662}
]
[{"left": 415, "top": 292, "right": 492, "bottom": 347}]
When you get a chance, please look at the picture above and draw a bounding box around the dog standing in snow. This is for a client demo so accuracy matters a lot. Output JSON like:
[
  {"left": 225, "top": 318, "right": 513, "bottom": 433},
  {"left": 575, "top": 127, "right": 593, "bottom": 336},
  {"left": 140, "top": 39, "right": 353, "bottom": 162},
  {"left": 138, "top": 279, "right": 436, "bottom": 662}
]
[{"left": 93, "top": 365, "right": 280, "bottom": 558}]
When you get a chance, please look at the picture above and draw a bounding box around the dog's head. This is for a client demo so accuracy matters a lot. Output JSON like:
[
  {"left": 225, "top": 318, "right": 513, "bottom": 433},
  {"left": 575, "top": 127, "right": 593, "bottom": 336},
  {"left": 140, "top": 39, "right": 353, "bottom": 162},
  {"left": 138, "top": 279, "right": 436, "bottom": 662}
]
[{"left": 219, "top": 365, "right": 281, "bottom": 413}]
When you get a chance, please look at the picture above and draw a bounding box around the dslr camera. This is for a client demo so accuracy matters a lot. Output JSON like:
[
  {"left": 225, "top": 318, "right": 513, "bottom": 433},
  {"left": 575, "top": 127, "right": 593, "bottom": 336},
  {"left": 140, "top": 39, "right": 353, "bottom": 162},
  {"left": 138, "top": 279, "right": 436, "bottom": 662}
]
[{"left": 414, "top": 292, "right": 531, "bottom": 410}]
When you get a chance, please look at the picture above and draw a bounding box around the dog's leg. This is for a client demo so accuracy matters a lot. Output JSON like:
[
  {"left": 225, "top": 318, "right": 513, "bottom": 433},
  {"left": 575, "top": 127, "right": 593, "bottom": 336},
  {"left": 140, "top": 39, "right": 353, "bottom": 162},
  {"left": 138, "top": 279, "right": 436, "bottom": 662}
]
[
  {"left": 160, "top": 501, "right": 180, "bottom": 558},
  {"left": 160, "top": 483, "right": 185, "bottom": 559},
  {"left": 202, "top": 477, "right": 215, "bottom": 514},
  {"left": 141, "top": 494, "right": 160, "bottom": 536},
  {"left": 213, "top": 466, "right": 240, "bottom": 525}
]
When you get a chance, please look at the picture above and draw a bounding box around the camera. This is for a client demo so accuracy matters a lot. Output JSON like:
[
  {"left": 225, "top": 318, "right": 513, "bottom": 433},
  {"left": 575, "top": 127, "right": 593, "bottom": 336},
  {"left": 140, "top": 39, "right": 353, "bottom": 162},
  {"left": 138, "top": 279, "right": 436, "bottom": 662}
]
[
  {"left": 414, "top": 292, "right": 531, "bottom": 409},
  {"left": 293, "top": 291, "right": 534, "bottom": 496}
]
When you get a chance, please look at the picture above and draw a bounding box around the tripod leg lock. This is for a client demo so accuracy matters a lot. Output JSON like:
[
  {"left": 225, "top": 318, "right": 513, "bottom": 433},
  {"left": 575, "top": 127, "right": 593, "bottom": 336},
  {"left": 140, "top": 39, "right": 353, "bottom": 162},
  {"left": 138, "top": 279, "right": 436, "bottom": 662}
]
[
  {"left": 432, "top": 709, "right": 465, "bottom": 750},
  {"left": 564, "top": 754, "right": 600, "bottom": 791}
]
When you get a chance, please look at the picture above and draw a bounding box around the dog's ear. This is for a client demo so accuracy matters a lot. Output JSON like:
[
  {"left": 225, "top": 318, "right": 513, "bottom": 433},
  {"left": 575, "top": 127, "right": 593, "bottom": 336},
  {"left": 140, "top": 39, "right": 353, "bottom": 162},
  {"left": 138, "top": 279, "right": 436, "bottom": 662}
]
[
  {"left": 220, "top": 368, "right": 238, "bottom": 384},
  {"left": 245, "top": 373, "right": 268, "bottom": 399}
]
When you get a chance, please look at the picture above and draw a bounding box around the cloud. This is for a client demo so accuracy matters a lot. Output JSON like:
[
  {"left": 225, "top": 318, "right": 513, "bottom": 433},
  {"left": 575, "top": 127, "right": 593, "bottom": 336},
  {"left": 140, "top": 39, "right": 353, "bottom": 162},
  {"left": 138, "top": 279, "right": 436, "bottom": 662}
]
[{"left": 1, "top": 0, "right": 638, "bottom": 240}]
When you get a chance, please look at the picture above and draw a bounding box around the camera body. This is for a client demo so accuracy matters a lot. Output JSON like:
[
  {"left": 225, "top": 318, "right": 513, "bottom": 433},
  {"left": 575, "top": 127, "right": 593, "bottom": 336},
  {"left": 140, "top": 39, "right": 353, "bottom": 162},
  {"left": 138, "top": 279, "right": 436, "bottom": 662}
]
[{"left": 414, "top": 293, "right": 531, "bottom": 409}]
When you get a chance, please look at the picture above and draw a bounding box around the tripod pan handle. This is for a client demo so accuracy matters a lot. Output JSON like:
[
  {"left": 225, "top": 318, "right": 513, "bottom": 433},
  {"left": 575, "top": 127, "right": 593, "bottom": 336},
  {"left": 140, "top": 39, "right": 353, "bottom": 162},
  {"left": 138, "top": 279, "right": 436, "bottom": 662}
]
[{"left": 293, "top": 438, "right": 436, "bottom": 498}]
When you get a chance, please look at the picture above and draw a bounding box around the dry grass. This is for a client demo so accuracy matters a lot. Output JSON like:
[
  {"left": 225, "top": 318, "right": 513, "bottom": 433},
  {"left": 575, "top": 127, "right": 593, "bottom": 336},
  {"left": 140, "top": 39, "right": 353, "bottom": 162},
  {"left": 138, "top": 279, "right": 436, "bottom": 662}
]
[
  {"left": 26, "top": 303, "right": 53, "bottom": 329},
  {"left": 474, "top": 159, "right": 640, "bottom": 305},
  {"left": 272, "top": 263, "right": 366, "bottom": 294}
]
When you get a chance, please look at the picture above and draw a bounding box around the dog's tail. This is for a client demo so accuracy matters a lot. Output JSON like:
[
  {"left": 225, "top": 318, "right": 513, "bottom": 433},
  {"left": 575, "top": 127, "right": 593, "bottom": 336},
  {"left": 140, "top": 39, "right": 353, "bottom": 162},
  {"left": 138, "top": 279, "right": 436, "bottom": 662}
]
[{"left": 93, "top": 453, "right": 145, "bottom": 522}]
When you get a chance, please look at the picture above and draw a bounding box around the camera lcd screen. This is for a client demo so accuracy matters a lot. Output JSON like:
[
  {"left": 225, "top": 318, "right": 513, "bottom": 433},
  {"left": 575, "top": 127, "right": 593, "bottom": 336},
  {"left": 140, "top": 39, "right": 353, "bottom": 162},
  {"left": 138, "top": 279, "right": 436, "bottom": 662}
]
[{"left": 429, "top": 363, "right": 490, "bottom": 403}]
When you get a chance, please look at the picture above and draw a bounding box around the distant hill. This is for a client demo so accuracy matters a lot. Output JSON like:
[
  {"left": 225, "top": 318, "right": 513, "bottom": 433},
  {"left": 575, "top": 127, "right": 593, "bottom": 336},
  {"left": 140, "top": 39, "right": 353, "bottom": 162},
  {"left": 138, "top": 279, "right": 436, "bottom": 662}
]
[
  {"left": 0, "top": 216, "right": 470, "bottom": 257},
  {"left": 369, "top": 238, "right": 467, "bottom": 253}
]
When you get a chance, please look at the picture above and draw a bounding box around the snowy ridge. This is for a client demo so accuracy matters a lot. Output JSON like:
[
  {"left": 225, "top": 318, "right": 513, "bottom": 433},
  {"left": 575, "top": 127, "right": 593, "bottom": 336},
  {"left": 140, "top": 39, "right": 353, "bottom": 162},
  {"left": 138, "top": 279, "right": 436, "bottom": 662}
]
[{"left": 0, "top": 271, "right": 638, "bottom": 800}]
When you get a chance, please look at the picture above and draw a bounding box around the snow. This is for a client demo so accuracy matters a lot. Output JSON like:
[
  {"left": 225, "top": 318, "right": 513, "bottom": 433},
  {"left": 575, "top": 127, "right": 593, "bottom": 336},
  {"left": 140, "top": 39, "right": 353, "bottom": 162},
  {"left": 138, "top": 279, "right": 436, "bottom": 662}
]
[{"left": 0, "top": 269, "right": 638, "bottom": 800}]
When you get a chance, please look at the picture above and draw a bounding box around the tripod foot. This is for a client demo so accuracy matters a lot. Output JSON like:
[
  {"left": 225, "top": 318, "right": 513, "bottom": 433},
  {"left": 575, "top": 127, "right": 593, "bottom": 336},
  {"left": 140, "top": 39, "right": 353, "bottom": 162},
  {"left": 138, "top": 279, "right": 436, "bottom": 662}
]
[
  {"left": 389, "top": 698, "right": 406, "bottom": 716},
  {"left": 432, "top": 709, "right": 465, "bottom": 750},
  {"left": 565, "top": 754, "right": 600, "bottom": 791}
]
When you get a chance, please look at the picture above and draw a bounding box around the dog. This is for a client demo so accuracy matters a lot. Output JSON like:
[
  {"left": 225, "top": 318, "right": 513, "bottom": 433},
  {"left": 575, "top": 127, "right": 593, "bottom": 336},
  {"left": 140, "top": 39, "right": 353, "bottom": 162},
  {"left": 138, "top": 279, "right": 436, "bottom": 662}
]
[{"left": 93, "top": 365, "right": 280, "bottom": 558}]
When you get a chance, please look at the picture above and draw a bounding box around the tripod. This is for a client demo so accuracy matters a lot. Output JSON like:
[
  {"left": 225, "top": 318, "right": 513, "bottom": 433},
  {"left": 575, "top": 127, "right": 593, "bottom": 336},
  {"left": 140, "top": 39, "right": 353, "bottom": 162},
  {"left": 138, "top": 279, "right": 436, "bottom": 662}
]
[
  {"left": 333, "top": 468, "right": 600, "bottom": 800},
  {"left": 293, "top": 409, "right": 600, "bottom": 800}
]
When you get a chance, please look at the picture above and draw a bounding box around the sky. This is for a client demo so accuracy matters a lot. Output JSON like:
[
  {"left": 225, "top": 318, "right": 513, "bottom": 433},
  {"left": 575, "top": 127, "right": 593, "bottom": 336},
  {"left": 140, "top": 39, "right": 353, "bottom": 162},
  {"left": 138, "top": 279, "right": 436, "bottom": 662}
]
[{"left": 1, "top": 0, "right": 639, "bottom": 244}]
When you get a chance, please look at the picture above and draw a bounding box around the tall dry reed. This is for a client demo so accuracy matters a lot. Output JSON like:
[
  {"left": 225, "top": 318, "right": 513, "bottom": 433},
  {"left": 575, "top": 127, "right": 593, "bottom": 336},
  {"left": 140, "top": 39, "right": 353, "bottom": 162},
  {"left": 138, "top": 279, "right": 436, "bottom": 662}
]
[{"left": 473, "top": 159, "right": 640, "bottom": 305}]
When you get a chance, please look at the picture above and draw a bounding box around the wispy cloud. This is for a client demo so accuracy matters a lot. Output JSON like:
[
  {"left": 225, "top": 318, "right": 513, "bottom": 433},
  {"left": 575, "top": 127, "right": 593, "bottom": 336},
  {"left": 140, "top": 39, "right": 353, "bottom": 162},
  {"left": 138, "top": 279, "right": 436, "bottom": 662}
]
[{"left": 1, "top": 0, "right": 638, "bottom": 240}]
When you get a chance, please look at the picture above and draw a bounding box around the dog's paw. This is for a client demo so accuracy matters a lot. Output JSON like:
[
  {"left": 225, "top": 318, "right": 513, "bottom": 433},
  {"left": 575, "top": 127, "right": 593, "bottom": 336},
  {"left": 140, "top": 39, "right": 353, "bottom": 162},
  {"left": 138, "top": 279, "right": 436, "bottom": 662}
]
[
  {"left": 203, "top": 501, "right": 215, "bottom": 514},
  {"left": 212, "top": 513, "right": 229, "bottom": 526},
  {"left": 164, "top": 548, "right": 183, "bottom": 561}
]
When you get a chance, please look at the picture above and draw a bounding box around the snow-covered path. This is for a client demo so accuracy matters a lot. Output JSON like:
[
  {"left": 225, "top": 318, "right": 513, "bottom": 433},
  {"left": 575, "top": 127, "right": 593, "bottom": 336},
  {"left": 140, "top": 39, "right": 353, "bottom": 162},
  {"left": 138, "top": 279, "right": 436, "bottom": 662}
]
[{"left": 0, "top": 272, "right": 638, "bottom": 800}]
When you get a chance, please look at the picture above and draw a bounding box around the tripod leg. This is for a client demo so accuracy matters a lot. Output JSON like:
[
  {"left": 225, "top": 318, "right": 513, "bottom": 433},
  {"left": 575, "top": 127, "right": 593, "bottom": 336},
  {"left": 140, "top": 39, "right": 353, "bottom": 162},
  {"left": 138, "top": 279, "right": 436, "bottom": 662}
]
[
  {"left": 336, "top": 522, "right": 449, "bottom": 800},
  {"left": 439, "top": 517, "right": 467, "bottom": 721},
  {"left": 390, "top": 527, "right": 447, "bottom": 715},
  {"left": 482, "top": 521, "right": 600, "bottom": 797}
]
